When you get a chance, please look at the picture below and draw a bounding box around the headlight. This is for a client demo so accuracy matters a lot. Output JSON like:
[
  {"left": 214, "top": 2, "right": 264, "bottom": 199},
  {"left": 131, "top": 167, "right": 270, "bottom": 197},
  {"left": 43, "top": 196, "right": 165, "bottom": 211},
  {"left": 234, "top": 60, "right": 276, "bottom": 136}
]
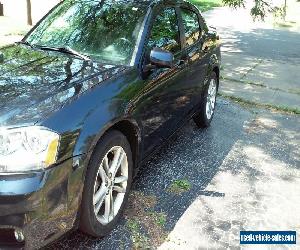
[{"left": 0, "top": 126, "right": 60, "bottom": 173}]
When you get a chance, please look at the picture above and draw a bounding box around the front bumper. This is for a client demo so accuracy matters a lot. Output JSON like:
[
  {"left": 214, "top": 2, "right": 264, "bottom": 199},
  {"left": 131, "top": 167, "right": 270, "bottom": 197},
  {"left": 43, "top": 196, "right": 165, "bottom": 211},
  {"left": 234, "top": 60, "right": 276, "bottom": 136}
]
[{"left": 0, "top": 158, "right": 80, "bottom": 249}]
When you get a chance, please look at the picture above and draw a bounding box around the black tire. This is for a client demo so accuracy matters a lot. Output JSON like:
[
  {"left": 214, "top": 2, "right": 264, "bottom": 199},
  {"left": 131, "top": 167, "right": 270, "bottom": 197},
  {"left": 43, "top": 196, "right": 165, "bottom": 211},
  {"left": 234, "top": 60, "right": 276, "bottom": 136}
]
[
  {"left": 193, "top": 71, "right": 218, "bottom": 128},
  {"left": 79, "top": 130, "right": 133, "bottom": 237}
]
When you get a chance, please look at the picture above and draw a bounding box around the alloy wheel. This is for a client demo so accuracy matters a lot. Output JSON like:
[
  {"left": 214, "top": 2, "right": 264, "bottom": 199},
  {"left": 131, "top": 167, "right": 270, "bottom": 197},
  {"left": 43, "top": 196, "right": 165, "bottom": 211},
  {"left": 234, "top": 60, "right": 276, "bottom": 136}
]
[
  {"left": 93, "top": 146, "right": 128, "bottom": 225},
  {"left": 206, "top": 78, "right": 217, "bottom": 120}
]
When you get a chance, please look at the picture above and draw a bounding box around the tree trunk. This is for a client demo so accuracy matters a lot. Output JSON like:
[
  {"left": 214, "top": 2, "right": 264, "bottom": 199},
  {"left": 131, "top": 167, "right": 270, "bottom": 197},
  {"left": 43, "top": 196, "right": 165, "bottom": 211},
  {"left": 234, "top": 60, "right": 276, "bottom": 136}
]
[
  {"left": 26, "top": 0, "right": 32, "bottom": 25},
  {"left": 0, "top": 1, "right": 4, "bottom": 16}
]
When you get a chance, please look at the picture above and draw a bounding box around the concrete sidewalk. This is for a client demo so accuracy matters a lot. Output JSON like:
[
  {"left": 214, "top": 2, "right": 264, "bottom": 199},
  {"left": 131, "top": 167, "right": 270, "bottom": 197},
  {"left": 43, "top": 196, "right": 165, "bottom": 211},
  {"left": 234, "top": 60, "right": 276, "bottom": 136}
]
[
  {"left": 203, "top": 1, "right": 300, "bottom": 112},
  {"left": 0, "top": 16, "right": 29, "bottom": 47},
  {"left": 221, "top": 78, "right": 300, "bottom": 111}
]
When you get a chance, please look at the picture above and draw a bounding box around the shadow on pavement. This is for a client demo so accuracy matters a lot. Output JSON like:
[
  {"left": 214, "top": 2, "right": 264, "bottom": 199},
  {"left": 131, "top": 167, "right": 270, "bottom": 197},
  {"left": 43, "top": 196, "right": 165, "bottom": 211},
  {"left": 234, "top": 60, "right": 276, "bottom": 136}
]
[
  {"left": 157, "top": 109, "right": 300, "bottom": 249},
  {"left": 48, "top": 99, "right": 254, "bottom": 250}
]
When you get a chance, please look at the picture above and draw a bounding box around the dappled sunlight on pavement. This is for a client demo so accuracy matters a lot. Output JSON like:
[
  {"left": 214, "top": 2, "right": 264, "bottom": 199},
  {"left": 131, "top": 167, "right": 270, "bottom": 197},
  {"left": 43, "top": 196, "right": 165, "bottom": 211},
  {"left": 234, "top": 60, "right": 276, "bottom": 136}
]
[
  {"left": 48, "top": 99, "right": 300, "bottom": 250},
  {"left": 203, "top": 2, "right": 300, "bottom": 111},
  {"left": 159, "top": 112, "right": 300, "bottom": 250}
]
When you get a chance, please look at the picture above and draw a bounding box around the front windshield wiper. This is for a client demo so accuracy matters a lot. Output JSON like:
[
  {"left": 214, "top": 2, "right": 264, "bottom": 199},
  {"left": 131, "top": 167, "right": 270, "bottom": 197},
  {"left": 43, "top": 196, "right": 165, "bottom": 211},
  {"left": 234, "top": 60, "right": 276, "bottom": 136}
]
[
  {"left": 35, "top": 45, "right": 91, "bottom": 61},
  {"left": 16, "top": 41, "right": 34, "bottom": 48}
]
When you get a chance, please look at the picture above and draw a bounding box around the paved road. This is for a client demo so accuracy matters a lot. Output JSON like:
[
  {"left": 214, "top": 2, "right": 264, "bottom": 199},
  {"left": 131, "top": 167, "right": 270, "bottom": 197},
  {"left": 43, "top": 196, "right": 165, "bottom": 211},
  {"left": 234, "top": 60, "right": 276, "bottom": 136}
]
[{"left": 49, "top": 99, "right": 300, "bottom": 250}]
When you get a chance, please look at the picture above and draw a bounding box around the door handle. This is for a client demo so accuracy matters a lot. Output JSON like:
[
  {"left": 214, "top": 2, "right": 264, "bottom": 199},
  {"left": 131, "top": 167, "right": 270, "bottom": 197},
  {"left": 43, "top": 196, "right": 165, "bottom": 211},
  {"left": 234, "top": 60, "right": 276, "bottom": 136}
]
[
  {"left": 203, "top": 46, "right": 209, "bottom": 53},
  {"left": 179, "top": 60, "right": 186, "bottom": 65},
  {"left": 177, "top": 60, "right": 188, "bottom": 68}
]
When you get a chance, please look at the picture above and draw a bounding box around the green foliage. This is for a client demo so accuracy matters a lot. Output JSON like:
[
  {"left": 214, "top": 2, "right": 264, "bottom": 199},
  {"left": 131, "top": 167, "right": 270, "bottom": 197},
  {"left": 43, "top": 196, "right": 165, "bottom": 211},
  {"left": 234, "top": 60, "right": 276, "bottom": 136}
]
[
  {"left": 222, "top": 0, "right": 245, "bottom": 8},
  {"left": 127, "top": 219, "right": 140, "bottom": 232},
  {"left": 190, "top": 0, "right": 223, "bottom": 12},
  {"left": 222, "top": 0, "right": 286, "bottom": 20},
  {"left": 192, "top": 0, "right": 287, "bottom": 20},
  {"left": 168, "top": 179, "right": 192, "bottom": 194}
]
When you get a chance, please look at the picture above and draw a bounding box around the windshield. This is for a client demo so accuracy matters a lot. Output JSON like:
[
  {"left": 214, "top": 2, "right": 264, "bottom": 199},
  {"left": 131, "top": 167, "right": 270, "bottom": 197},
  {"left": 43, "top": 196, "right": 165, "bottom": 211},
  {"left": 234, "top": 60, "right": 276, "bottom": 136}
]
[{"left": 25, "top": 0, "right": 147, "bottom": 65}]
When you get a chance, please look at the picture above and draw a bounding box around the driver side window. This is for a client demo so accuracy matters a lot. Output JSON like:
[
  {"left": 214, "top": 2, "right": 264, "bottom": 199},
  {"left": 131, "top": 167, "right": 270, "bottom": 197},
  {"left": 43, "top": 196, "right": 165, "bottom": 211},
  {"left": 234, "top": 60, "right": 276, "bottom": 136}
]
[{"left": 147, "top": 7, "right": 181, "bottom": 54}]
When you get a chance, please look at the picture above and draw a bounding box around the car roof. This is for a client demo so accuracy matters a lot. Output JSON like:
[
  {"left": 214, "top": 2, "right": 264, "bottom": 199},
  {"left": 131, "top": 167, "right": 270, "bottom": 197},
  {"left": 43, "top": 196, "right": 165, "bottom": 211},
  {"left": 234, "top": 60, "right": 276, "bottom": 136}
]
[
  {"left": 83, "top": 0, "right": 196, "bottom": 11},
  {"left": 108, "top": 0, "right": 187, "bottom": 8}
]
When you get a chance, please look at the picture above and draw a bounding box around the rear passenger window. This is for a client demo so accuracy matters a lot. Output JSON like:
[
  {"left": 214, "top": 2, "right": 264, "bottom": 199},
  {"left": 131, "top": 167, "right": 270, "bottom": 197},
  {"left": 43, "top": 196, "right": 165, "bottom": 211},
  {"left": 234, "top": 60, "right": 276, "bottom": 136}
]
[{"left": 181, "top": 8, "right": 201, "bottom": 46}]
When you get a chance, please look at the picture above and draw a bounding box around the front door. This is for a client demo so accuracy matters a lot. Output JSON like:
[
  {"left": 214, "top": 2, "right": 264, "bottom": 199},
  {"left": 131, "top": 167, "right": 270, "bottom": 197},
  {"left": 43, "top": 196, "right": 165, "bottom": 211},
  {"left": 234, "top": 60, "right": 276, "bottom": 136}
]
[{"left": 137, "top": 6, "right": 191, "bottom": 156}]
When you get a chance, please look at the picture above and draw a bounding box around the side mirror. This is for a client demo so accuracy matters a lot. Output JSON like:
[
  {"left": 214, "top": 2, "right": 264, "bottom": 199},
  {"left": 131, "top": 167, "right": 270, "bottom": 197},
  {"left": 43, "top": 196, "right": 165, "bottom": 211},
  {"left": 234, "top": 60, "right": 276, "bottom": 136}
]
[{"left": 150, "top": 47, "right": 174, "bottom": 68}]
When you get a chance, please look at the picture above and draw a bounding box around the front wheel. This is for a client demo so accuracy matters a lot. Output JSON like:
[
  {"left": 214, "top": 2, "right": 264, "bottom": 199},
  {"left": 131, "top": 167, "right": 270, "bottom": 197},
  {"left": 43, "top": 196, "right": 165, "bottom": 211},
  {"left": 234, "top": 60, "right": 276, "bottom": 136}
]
[
  {"left": 80, "top": 130, "right": 133, "bottom": 237},
  {"left": 193, "top": 72, "right": 218, "bottom": 128}
]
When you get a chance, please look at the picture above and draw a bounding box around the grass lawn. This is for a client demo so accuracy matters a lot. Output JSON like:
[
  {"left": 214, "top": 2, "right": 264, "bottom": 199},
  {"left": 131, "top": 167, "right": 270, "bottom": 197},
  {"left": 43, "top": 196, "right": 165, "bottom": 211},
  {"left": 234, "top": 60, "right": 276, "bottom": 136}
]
[{"left": 190, "top": 0, "right": 223, "bottom": 12}]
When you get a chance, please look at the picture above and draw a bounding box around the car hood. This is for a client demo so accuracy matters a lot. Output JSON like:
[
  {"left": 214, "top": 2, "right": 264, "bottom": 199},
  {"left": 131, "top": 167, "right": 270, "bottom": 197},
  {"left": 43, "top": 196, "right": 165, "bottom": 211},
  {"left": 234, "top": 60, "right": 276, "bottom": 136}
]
[{"left": 0, "top": 44, "right": 128, "bottom": 127}]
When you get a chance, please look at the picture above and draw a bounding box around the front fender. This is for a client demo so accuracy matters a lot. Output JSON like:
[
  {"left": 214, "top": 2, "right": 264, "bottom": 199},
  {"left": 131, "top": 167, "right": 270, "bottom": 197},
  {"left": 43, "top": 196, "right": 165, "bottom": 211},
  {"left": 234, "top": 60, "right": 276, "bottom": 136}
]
[{"left": 40, "top": 68, "right": 142, "bottom": 226}]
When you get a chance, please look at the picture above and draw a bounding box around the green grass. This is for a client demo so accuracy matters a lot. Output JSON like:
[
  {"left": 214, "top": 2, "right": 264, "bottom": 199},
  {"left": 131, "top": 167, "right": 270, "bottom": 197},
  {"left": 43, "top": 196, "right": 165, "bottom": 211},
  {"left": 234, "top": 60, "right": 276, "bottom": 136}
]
[
  {"left": 126, "top": 219, "right": 151, "bottom": 249},
  {"left": 127, "top": 219, "right": 140, "bottom": 232},
  {"left": 219, "top": 93, "right": 300, "bottom": 115},
  {"left": 148, "top": 212, "right": 167, "bottom": 227},
  {"left": 190, "top": 0, "right": 223, "bottom": 12},
  {"left": 221, "top": 76, "right": 267, "bottom": 88},
  {"left": 168, "top": 179, "right": 192, "bottom": 194},
  {"left": 275, "top": 22, "right": 294, "bottom": 28},
  {"left": 288, "top": 89, "right": 300, "bottom": 95}
]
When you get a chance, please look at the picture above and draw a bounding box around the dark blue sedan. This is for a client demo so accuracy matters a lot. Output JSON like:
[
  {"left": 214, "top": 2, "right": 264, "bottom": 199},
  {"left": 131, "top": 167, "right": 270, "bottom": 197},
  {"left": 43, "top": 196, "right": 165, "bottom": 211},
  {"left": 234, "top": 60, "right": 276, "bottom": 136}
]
[{"left": 0, "top": 0, "right": 221, "bottom": 248}]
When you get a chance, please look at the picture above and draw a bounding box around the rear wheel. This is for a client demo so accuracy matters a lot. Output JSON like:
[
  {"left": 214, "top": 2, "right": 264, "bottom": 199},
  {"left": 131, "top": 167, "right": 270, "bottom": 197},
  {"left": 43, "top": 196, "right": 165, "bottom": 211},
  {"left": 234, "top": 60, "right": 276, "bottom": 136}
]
[
  {"left": 80, "top": 130, "right": 133, "bottom": 237},
  {"left": 193, "top": 72, "right": 218, "bottom": 128}
]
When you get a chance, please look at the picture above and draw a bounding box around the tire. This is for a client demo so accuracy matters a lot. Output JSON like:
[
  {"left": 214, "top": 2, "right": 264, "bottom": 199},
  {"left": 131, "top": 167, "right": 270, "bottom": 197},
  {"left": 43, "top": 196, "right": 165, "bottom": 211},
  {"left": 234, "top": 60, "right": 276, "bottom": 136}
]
[
  {"left": 80, "top": 130, "right": 133, "bottom": 237},
  {"left": 193, "top": 71, "right": 218, "bottom": 128}
]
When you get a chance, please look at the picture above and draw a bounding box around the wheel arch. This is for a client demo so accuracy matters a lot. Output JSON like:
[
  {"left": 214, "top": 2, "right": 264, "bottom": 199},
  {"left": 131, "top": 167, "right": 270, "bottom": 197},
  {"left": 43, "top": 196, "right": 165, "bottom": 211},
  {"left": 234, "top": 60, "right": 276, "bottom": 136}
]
[
  {"left": 213, "top": 65, "right": 220, "bottom": 89},
  {"left": 206, "top": 52, "right": 220, "bottom": 89},
  {"left": 108, "top": 119, "right": 141, "bottom": 174},
  {"left": 72, "top": 118, "right": 142, "bottom": 226},
  {"left": 81, "top": 118, "right": 142, "bottom": 177},
  {"left": 213, "top": 66, "right": 220, "bottom": 81}
]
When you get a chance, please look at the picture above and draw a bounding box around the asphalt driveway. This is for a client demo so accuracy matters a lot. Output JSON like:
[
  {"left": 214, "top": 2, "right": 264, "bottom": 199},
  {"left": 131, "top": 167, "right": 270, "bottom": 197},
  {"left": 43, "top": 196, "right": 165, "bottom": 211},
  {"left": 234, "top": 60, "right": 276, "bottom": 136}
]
[{"left": 49, "top": 98, "right": 300, "bottom": 250}]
